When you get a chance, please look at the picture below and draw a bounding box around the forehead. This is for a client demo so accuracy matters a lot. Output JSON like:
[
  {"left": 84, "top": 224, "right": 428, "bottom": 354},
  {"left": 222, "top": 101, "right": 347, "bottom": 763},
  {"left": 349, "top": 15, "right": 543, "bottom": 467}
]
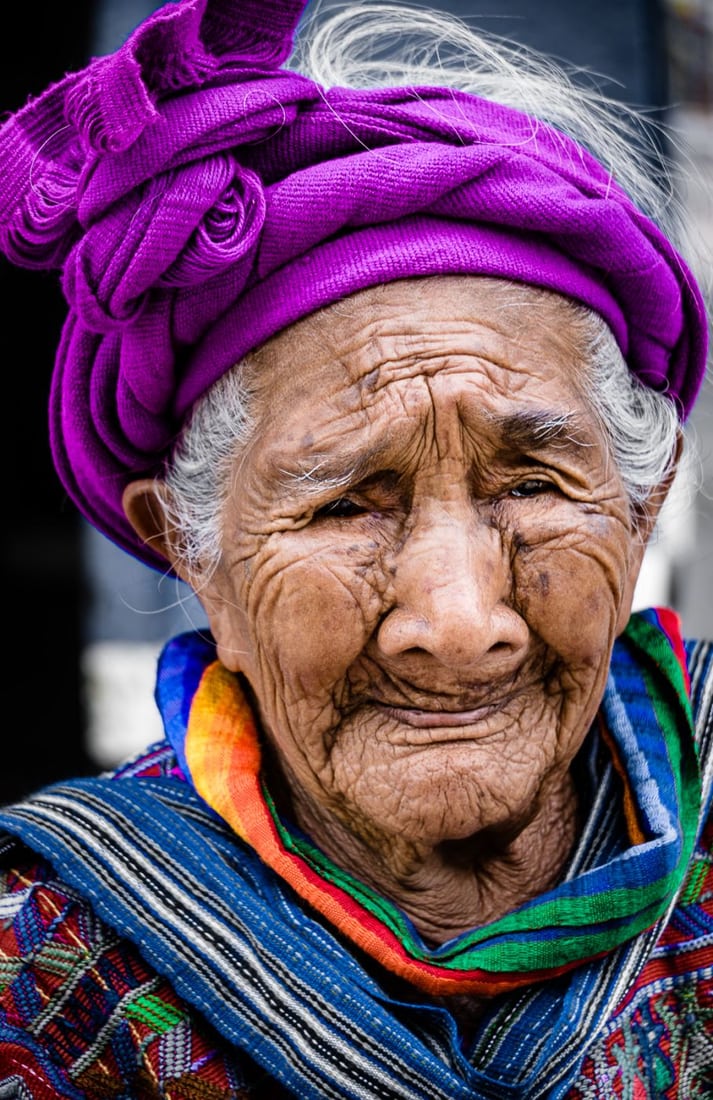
[{"left": 250, "top": 276, "right": 597, "bottom": 438}]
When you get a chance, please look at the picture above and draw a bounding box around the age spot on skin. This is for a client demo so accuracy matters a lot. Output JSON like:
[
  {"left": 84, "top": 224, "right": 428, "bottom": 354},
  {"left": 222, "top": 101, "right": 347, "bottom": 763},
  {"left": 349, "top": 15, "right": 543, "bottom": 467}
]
[{"left": 360, "top": 366, "right": 381, "bottom": 393}]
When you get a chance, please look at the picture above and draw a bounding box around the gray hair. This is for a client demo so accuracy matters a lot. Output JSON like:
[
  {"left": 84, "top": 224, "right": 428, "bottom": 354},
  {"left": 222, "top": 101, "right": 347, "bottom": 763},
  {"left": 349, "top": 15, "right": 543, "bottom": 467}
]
[{"left": 161, "top": 1, "right": 688, "bottom": 579}]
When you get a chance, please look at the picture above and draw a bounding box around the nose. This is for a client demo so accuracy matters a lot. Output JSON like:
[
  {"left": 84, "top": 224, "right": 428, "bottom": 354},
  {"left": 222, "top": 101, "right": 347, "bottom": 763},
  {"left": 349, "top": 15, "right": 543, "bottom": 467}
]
[{"left": 376, "top": 508, "right": 529, "bottom": 673}]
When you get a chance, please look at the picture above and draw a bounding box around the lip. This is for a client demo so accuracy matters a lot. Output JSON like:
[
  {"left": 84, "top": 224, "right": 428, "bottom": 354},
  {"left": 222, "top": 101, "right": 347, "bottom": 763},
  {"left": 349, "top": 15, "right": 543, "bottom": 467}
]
[{"left": 372, "top": 702, "right": 500, "bottom": 728}]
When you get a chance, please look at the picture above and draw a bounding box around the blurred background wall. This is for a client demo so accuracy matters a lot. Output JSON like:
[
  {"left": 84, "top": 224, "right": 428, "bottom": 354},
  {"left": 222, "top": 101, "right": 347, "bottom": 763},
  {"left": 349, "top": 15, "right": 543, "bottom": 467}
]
[
  {"left": 2, "top": 0, "right": 712, "bottom": 803},
  {"left": 2, "top": 3, "right": 96, "bottom": 804}
]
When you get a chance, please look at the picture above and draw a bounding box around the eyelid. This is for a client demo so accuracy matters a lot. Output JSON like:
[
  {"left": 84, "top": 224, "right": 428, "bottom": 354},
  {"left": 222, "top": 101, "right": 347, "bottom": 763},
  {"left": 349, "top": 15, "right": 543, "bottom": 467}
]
[
  {"left": 503, "top": 468, "right": 565, "bottom": 497},
  {"left": 313, "top": 495, "right": 366, "bottom": 519}
]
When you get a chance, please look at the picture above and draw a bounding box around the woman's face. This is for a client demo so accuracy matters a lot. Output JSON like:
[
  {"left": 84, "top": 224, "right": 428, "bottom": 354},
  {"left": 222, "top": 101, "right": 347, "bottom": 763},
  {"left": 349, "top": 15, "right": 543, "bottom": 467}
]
[{"left": 192, "top": 278, "right": 653, "bottom": 852}]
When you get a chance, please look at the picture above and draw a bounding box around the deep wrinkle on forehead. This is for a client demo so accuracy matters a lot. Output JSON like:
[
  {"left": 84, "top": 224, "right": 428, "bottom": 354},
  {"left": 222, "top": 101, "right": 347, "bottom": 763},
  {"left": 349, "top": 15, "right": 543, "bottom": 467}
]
[
  {"left": 311, "top": 278, "right": 587, "bottom": 389},
  {"left": 262, "top": 277, "right": 586, "bottom": 401},
  {"left": 252, "top": 277, "right": 608, "bottom": 501}
]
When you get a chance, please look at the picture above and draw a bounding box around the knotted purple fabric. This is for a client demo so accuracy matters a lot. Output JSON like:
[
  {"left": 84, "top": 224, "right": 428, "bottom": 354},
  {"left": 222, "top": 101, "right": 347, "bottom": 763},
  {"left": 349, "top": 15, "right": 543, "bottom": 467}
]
[{"left": 0, "top": 0, "right": 708, "bottom": 570}]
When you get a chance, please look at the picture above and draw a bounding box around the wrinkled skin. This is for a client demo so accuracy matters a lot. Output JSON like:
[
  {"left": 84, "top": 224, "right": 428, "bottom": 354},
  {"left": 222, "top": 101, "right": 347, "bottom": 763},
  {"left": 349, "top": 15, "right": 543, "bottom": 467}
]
[{"left": 125, "top": 277, "right": 670, "bottom": 946}]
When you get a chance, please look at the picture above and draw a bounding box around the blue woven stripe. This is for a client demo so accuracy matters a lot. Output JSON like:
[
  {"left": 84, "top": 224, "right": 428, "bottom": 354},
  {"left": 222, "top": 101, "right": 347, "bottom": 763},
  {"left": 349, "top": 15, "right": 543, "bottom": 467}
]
[{"left": 0, "top": 781, "right": 476, "bottom": 1100}]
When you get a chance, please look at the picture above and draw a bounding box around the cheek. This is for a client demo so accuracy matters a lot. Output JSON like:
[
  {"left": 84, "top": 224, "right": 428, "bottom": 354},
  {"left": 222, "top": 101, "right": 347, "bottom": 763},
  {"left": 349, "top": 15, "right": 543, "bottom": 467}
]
[
  {"left": 246, "top": 543, "right": 386, "bottom": 700},
  {"left": 513, "top": 519, "right": 635, "bottom": 662}
]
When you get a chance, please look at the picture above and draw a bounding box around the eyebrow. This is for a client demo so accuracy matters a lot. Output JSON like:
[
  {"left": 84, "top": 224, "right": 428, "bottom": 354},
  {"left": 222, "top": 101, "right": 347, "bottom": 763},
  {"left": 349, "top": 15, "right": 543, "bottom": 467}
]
[
  {"left": 276, "top": 408, "right": 591, "bottom": 498},
  {"left": 277, "top": 445, "right": 391, "bottom": 498},
  {"left": 490, "top": 410, "right": 592, "bottom": 454}
]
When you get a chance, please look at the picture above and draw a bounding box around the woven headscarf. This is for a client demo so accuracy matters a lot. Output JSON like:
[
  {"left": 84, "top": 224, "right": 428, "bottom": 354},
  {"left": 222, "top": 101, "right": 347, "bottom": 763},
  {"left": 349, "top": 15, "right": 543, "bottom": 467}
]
[{"left": 0, "top": 0, "right": 708, "bottom": 570}]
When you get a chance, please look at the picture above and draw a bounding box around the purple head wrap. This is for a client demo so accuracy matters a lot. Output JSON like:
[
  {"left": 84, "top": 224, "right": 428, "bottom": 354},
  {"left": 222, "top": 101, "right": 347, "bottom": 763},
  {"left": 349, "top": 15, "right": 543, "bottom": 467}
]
[{"left": 0, "top": 0, "right": 708, "bottom": 571}]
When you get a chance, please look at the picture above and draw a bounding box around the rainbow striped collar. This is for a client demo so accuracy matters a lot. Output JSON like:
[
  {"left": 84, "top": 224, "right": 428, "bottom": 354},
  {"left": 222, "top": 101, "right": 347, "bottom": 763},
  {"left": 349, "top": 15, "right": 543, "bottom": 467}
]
[{"left": 158, "top": 607, "right": 701, "bottom": 997}]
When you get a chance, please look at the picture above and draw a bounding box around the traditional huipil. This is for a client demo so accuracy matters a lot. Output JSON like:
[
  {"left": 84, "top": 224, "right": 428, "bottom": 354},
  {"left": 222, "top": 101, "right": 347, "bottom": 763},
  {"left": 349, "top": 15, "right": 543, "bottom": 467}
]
[
  {"left": 1, "top": 609, "right": 712, "bottom": 1097},
  {"left": 0, "top": 0, "right": 711, "bottom": 1096}
]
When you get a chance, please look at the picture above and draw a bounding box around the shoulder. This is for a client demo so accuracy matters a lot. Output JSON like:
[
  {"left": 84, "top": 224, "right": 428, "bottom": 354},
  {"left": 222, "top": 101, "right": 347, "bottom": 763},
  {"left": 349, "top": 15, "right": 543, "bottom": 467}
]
[
  {"left": 570, "top": 815, "right": 713, "bottom": 1098},
  {"left": 687, "top": 638, "right": 713, "bottom": 825},
  {"left": 569, "top": 640, "right": 713, "bottom": 1098},
  {"left": 0, "top": 844, "right": 277, "bottom": 1098},
  {"left": 686, "top": 635, "right": 713, "bottom": 729}
]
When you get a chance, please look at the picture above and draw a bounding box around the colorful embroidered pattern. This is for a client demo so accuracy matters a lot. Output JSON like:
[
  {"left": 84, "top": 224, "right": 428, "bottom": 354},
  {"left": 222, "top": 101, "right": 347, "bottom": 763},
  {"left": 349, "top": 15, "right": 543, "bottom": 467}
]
[
  {"left": 0, "top": 757, "right": 287, "bottom": 1098},
  {"left": 570, "top": 819, "right": 713, "bottom": 1098}
]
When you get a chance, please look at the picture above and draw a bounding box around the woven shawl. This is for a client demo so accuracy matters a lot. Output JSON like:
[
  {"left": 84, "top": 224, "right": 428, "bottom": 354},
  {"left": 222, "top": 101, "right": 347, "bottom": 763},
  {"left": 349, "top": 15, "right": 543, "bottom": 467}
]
[{"left": 0, "top": 608, "right": 709, "bottom": 1099}]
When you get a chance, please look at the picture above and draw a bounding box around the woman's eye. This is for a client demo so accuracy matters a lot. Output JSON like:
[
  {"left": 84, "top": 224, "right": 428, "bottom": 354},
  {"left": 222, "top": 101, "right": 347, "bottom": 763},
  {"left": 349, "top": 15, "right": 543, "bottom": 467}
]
[
  {"left": 510, "top": 478, "right": 553, "bottom": 498},
  {"left": 314, "top": 497, "right": 366, "bottom": 519}
]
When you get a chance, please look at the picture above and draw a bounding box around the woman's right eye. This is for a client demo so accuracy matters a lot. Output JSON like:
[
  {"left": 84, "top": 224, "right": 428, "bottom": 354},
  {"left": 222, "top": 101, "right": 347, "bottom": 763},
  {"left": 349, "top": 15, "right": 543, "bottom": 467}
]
[{"left": 313, "top": 497, "right": 366, "bottom": 520}]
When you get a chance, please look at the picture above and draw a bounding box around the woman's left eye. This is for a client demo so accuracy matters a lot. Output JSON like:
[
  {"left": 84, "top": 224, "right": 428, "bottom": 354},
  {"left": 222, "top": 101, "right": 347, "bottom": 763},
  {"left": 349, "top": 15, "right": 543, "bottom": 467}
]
[
  {"left": 314, "top": 497, "right": 366, "bottom": 519},
  {"left": 509, "top": 478, "right": 554, "bottom": 498}
]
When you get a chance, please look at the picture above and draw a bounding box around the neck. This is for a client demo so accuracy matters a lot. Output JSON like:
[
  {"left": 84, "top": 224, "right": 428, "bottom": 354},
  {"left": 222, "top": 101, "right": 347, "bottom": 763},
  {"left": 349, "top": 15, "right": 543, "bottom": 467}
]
[{"left": 280, "top": 768, "right": 580, "bottom": 945}]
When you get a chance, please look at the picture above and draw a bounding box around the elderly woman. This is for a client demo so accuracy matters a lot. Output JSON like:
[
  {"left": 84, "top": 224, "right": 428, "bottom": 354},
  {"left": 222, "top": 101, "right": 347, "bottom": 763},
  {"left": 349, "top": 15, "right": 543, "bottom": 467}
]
[{"left": 0, "top": 0, "right": 711, "bottom": 1097}]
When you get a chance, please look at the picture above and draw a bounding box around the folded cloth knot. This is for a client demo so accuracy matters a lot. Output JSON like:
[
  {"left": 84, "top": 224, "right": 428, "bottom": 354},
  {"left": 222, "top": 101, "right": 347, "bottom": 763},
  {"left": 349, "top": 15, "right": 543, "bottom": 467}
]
[
  {"left": 63, "top": 156, "right": 265, "bottom": 337},
  {"left": 0, "top": 0, "right": 708, "bottom": 573}
]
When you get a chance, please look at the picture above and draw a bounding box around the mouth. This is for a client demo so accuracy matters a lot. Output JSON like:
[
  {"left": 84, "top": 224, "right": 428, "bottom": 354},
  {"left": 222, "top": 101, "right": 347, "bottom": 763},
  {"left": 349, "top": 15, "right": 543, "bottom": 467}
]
[{"left": 353, "top": 662, "right": 527, "bottom": 734}]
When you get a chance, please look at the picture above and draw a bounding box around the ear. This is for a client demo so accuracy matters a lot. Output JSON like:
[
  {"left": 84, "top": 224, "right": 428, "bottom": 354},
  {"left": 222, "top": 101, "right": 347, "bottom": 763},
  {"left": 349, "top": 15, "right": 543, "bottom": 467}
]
[
  {"left": 122, "top": 478, "right": 250, "bottom": 670},
  {"left": 615, "top": 428, "right": 684, "bottom": 634},
  {"left": 122, "top": 478, "right": 187, "bottom": 580}
]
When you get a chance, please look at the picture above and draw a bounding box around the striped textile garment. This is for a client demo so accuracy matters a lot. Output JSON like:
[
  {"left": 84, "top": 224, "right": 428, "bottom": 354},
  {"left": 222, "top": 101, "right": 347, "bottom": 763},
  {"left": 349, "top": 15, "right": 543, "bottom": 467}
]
[{"left": 0, "top": 608, "right": 711, "bottom": 1098}]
